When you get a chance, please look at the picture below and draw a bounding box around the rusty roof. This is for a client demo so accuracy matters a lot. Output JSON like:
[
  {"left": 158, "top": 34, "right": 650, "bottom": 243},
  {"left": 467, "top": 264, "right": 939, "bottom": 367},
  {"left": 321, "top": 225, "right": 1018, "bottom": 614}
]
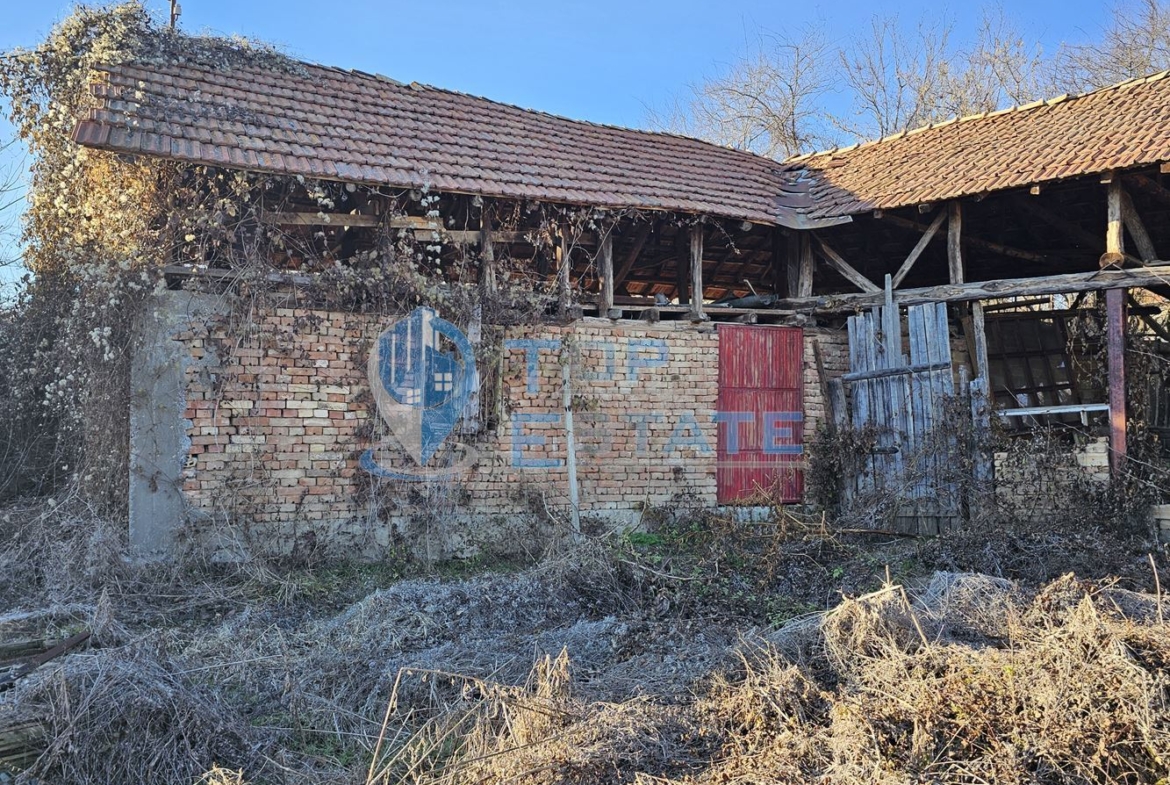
[
  {"left": 787, "top": 71, "right": 1170, "bottom": 219},
  {"left": 72, "top": 60, "right": 840, "bottom": 229}
]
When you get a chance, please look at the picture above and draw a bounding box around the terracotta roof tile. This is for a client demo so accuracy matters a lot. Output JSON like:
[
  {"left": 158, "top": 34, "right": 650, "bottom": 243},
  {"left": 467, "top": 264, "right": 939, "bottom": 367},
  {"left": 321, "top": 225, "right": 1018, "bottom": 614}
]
[
  {"left": 787, "top": 72, "right": 1170, "bottom": 217},
  {"left": 74, "top": 59, "right": 826, "bottom": 227}
]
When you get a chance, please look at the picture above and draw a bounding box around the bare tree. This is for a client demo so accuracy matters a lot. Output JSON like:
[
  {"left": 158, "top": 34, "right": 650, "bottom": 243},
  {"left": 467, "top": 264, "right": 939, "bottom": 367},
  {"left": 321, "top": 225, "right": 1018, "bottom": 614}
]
[
  {"left": 647, "top": 29, "right": 835, "bottom": 159},
  {"left": 1054, "top": 0, "right": 1170, "bottom": 92},
  {"left": 943, "top": 6, "right": 1046, "bottom": 117},
  {"left": 835, "top": 15, "right": 955, "bottom": 139}
]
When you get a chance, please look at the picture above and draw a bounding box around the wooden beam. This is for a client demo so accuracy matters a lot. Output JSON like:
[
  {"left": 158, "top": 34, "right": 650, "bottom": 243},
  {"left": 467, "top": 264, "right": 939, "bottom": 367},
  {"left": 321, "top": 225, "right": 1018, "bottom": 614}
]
[
  {"left": 261, "top": 210, "right": 383, "bottom": 227},
  {"left": 598, "top": 226, "right": 615, "bottom": 315},
  {"left": 785, "top": 232, "right": 801, "bottom": 297},
  {"left": 1106, "top": 177, "right": 1125, "bottom": 265},
  {"left": 1010, "top": 196, "right": 1103, "bottom": 250},
  {"left": 877, "top": 212, "right": 1047, "bottom": 263},
  {"left": 674, "top": 230, "right": 690, "bottom": 305},
  {"left": 798, "top": 233, "right": 814, "bottom": 297},
  {"left": 1124, "top": 172, "right": 1170, "bottom": 209},
  {"left": 479, "top": 209, "right": 496, "bottom": 294},
  {"left": 612, "top": 222, "right": 653, "bottom": 292},
  {"left": 1127, "top": 292, "right": 1170, "bottom": 343},
  {"left": 689, "top": 225, "right": 705, "bottom": 319},
  {"left": 1119, "top": 187, "right": 1158, "bottom": 262},
  {"left": 774, "top": 263, "right": 1170, "bottom": 312},
  {"left": 557, "top": 225, "right": 573, "bottom": 314},
  {"left": 892, "top": 210, "right": 945, "bottom": 288},
  {"left": 1106, "top": 287, "right": 1127, "bottom": 478},
  {"left": 771, "top": 228, "right": 786, "bottom": 295},
  {"left": 948, "top": 202, "right": 964, "bottom": 284},
  {"left": 970, "top": 301, "right": 989, "bottom": 382},
  {"left": 812, "top": 234, "right": 881, "bottom": 293}
]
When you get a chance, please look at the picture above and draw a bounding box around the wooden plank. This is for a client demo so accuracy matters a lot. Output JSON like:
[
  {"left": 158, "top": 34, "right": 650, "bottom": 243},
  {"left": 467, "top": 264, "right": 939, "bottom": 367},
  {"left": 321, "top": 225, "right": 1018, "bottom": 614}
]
[
  {"left": 1106, "top": 287, "right": 1128, "bottom": 478},
  {"left": 774, "top": 263, "right": 1170, "bottom": 313},
  {"left": 813, "top": 234, "right": 881, "bottom": 293},
  {"left": 907, "top": 305, "right": 929, "bottom": 499},
  {"left": 690, "top": 225, "right": 705, "bottom": 319},
  {"left": 598, "top": 227, "right": 614, "bottom": 313},
  {"left": 878, "top": 212, "right": 1047, "bottom": 263},
  {"left": 892, "top": 210, "right": 946, "bottom": 288},
  {"left": 996, "top": 402, "right": 1109, "bottom": 417},
  {"left": 948, "top": 202, "right": 964, "bottom": 284},
  {"left": 970, "top": 300, "right": 989, "bottom": 382},
  {"left": 261, "top": 210, "right": 382, "bottom": 227},
  {"left": 843, "top": 361, "right": 951, "bottom": 383}
]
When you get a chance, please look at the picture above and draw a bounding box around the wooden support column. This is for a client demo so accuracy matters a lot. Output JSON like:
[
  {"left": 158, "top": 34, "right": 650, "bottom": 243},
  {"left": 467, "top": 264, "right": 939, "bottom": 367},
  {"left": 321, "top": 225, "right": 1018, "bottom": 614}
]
[
  {"left": 1105, "top": 177, "right": 1125, "bottom": 267},
  {"left": 557, "top": 225, "right": 572, "bottom": 314},
  {"left": 1106, "top": 287, "right": 1128, "bottom": 478},
  {"left": 771, "top": 228, "right": 788, "bottom": 296},
  {"left": 478, "top": 207, "right": 497, "bottom": 294},
  {"left": 947, "top": 202, "right": 964, "bottom": 284},
  {"left": 798, "top": 233, "right": 814, "bottom": 297},
  {"left": 598, "top": 226, "right": 615, "bottom": 316},
  {"left": 674, "top": 231, "right": 690, "bottom": 305},
  {"left": 1105, "top": 177, "right": 1128, "bottom": 478},
  {"left": 689, "top": 225, "right": 705, "bottom": 319}
]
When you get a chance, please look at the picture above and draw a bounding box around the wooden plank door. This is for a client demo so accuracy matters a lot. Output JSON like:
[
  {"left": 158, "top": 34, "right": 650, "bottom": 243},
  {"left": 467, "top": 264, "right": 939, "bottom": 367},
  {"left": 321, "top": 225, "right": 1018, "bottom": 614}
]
[{"left": 717, "top": 325, "right": 804, "bottom": 503}]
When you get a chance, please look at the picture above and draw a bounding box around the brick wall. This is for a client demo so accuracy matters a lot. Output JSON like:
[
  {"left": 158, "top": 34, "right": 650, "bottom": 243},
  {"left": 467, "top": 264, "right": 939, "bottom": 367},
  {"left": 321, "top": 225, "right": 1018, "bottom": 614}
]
[{"left": 137, "top": 297, "right": 850, "bottom": 557}]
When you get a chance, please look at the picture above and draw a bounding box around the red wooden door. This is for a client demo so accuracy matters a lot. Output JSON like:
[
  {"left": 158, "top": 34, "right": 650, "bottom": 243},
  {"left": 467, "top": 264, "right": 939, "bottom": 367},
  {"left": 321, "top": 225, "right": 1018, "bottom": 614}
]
[{"left": 717, "top": 325, "right": 804, "bottom": 503}]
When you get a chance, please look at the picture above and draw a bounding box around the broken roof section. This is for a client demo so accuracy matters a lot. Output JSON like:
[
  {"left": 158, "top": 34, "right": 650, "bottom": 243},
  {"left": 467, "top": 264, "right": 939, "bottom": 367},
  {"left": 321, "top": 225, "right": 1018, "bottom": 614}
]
[
  {"left": 787, "top": 71, "right": 1170, "bottom": 219},
  {"left": 71, "top": 60, "right": 838, "bottom": 230}
]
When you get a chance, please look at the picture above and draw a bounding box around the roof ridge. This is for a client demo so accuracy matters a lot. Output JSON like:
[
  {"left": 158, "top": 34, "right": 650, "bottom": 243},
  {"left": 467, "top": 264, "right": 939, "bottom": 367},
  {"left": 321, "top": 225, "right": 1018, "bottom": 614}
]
[{"left": 786, "top": 67, "right": 1170, "bottom": 165}]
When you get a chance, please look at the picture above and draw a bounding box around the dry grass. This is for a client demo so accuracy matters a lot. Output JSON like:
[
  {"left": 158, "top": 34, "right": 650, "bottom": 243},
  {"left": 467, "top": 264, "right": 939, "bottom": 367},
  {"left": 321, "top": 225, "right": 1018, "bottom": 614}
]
[
  {"left": 360, "top": 573, "right": 1170, "bottom": 785},
  {"left": 4, "top": 502, "right": 1170, "bottom": 784}
]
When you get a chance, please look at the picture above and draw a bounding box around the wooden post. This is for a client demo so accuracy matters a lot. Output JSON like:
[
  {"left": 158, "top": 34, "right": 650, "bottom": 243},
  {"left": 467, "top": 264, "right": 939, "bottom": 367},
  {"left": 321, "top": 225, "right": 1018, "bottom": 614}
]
[
  {"left": 674, "top": 231, "right": 690, "bottom": 305},
  {"left": 689, "top": 224, "right": 705, "bottom": 319},
  {"left": 785, "top": 232, "right": 801, "bottom": 297},
  {"left": 798, "top": 233, "right": 814, "bottom": 297},
  {"left": 562, "top": 350, "right": 581, "bottom": 540},
  {"left": 1105, "top": 177, "right": 1128, "bottom": 479},
  {"left": 598, "top": 226, "right": 614, "bottom": 316},
  {"left": 1106, "top": 287, "right": 1128, "bottom": 479},
  {"left": 1106, "top": 178, "right": 1125, "bottom": 265},
  {"left": 772, "top": 228, "right": 787, "bottom": 296},
  {"left": 557, "top": 225, "right": 572, "bottom": 314},
  {"left": 478, "top": 207, "right": 497, "bottom": 295},
  {"left": 947, "top": 202, "right": 963, "bottom": 284}
]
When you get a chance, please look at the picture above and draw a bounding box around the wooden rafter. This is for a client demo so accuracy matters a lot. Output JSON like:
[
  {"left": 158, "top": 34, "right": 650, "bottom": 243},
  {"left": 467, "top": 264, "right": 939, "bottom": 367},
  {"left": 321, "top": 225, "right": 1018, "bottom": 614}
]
[
  {"left": 1124, "top": 172, "right": 1170, "bottom": 209},
  {"left": 877, "top": 212, "right": 1047, "bottom": 263},
  {"left": 892, "top": 210, "right": 945, "bottom": 288},
  {"left": 612, "top": 222, "right": 653, "bottom": 293},
  {"left": 812, "top": 234, "right": 880, "bottom": 293},
  {"left": 1010, "top": 196, "right": 1103, "bottom": 250}
]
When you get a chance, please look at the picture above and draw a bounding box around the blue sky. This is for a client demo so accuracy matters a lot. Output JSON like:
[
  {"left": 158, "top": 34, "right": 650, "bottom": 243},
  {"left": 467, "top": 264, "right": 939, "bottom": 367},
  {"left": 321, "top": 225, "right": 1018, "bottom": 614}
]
[{"left": 0, "top": 0, "right": 1116, "bottom": 296}]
